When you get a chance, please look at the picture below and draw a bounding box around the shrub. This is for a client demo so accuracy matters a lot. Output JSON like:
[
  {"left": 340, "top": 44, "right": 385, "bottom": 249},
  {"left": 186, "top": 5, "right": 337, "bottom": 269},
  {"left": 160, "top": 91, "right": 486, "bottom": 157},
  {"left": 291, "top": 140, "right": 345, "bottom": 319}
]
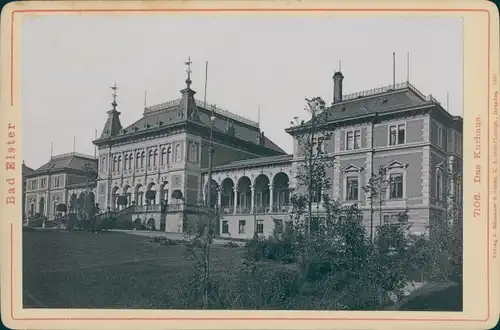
[
  {"left": 115, "top": 218, "right": 135, "bottom": 230},
  {"left": 223, "top": 241, "right": 239, "bottom": 248},
  {"left": 96, "top": 216, "right": 117, "bottom": 231}
]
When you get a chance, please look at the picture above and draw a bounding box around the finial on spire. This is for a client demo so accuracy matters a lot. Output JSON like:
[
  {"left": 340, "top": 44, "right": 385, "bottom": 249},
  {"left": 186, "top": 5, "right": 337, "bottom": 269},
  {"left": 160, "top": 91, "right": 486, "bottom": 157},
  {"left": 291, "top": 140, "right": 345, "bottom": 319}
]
[
  {"left": 185, "top": 56, "right": 192, "bottom": 89},
  {"left": 110, "top": 82, "right": 118, "bottom": 110}
]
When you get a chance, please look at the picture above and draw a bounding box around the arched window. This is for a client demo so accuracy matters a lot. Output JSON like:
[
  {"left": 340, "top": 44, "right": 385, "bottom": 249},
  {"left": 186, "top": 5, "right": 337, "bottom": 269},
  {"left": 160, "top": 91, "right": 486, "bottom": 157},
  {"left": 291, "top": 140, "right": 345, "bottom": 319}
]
[
  {"left": 136, "top": 152, "right": 141, "bottom": 168},
  {"left": 140, "top": 151, "right": 145, "bottom": 168},
  {"left": 167, "top": 146, "right": 172, "bottom": 164},
  {"left": 113, "top": 156, "right": 118, "bottom": 172},
  {"left": 175, "top": 144, "right": 181, "bottom": 162},
  {"left": 189, "top": 143, "right": 197, "bottom": 162},
  {"left": 124, "top": 154, "right": 128, "bottom": 170},
  {"left": 148, "top": 150, "right": 154, "bottom": 167},
  {"left": 101, "top": 157, "right": 107, "bottom": 171},
  {"left": 161, "top": 148, "right": 167, "bottom": 165},
  {"left": 153, "top": 149, "right": 158, "bottom": 166},
  {"left": 117, "top": 155, "right": 122, "bottom": 172},
  {"left": 128, "top": 153, "right": 133, "bottom": 170}
]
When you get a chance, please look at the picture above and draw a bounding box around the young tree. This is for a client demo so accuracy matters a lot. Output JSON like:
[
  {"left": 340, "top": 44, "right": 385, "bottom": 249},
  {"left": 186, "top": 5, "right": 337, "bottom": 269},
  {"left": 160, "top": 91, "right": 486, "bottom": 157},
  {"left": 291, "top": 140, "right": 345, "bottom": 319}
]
[
  {"left": 288, "top": 97, "right": 336, "bottom": 237},
  {"left": 363, "top": 165, "right": 391, "bottom": 240}
]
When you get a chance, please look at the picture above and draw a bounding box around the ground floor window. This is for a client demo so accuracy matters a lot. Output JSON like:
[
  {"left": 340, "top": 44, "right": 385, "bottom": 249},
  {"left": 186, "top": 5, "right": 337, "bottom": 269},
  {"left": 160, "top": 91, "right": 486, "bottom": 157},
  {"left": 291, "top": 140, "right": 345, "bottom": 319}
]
[
  {"left": 256, "top": 219, "right": 264, "bottom": 234},
  {"left": 222, "top": 220, "right": 229, "bottom": 234},
  {"left": 383, "top": 214, "right": 399, "bottom": 224},
  {"left": 238, "top": 220, "right": 246, "bottom": 234}
]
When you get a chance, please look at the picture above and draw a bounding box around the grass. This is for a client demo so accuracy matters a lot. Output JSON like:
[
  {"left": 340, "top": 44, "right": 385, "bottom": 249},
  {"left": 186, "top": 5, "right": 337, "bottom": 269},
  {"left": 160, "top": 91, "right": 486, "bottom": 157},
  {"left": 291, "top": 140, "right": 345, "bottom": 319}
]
[{"left": 23, "top": 231, "right": 246, "bottom": 309}]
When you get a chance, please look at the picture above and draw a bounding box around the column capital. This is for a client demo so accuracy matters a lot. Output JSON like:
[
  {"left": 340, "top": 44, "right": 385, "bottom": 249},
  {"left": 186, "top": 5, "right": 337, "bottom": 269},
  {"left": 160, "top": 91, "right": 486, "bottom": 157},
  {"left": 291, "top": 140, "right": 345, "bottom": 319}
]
[{"left": 269, "top": 184, "right": 274, "bottom": 190}]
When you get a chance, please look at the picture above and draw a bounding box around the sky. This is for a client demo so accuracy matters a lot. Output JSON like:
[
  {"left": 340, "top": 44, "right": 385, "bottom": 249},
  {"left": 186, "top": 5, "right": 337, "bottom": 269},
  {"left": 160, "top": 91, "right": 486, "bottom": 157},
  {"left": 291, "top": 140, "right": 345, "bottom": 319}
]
[{"left": 22, "top": 15, "right": 463, "bottom": 169}]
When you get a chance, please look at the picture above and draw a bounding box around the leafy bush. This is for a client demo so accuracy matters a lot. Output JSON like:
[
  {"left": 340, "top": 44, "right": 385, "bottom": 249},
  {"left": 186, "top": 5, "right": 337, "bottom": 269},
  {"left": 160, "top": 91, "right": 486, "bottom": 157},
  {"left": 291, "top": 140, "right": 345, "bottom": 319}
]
[{"left": 223, "top": 241, "right": 239, "bottom": 248}]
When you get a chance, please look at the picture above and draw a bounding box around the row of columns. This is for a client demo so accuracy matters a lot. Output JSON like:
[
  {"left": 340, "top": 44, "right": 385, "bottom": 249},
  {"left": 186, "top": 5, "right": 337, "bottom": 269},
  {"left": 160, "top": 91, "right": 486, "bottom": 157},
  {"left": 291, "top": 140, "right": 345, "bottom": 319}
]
[{"left": 205, "top": 184, "right": 278, "bottom": 214}]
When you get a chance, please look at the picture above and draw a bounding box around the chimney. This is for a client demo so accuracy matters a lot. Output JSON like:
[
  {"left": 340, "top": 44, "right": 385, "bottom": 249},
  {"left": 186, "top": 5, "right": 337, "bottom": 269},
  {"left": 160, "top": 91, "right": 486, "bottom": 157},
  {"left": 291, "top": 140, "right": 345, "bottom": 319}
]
[{"left": 333, "top": 71, "right": 344, "bottom": 103}]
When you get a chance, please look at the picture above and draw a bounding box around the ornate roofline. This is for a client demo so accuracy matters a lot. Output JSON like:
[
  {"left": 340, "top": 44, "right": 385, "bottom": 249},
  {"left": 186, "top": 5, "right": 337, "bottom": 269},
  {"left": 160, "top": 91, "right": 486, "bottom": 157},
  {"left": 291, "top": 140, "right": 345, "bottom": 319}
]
[
  {"left": 51, "top": 152, "right": 97, "bottom": 160},
  {"left": 143, "top": 99, "right": 260, "bottom": 129},
  {"left": 336, "top": 81, "right": 441, "bottom": 105}
]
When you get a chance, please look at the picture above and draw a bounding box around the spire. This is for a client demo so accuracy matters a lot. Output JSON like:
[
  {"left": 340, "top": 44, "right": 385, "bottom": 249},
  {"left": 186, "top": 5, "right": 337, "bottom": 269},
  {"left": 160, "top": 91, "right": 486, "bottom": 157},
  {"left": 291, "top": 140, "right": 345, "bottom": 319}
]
[
  {"left": 185, "top": 56, "right": 192, "bottom": 89},
  {"left": 99, "top": 83, "right": 123, "bottom": 139},
  {"left": 178, "top": 56, "right": 200, "bottom": 122}
]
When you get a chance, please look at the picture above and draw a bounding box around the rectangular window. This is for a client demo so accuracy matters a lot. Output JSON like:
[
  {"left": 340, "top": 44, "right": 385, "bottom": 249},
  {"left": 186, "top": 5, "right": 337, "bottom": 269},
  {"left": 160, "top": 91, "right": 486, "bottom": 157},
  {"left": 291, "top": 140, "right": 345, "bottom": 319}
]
[
  {"left": 389, "top": 174, "right": 404, "bottom": 199},
  {"left": 389, "top": 124, "right": 405, "bottom": 145},
  {"left": 312, "top": 188, "right": 322, "bottom": 203},
  {"left": 238, "top": 220, "right": 246, "bottom": 234},
  {"left": 31, "top": 180, "right": 38, "bottom": 190},
  {"left": 346, "top": 176, "right": 359, "bottom": 201},
  {"left": 310, "top": 217, "right": 320, "bottom": 233},
  {"left": 389, "top": 125, "right": 397, "bottom": 145},
  {"left": 346, "top": 130, "right": 361, "bottom": 150},
  {"left": 274, "top": 219, "right": 284, "bottom": 233},
  {"left": 222, "top": 220, "right": 229, "bottom": 234},
  {"left": 398, "top": 124, "right": 405, "bottom": 144},
  {"left": 40, "top": 178, "right": 46, "bottom": 189},
  {"left": 54, "top": 176, "right": 60, "bottom": 188},
  {"left": 383, "top": 214, "right": 399, "bottom": 224},
  {"left": 437, "top": 125, "right": 443, "bottom": 148},
  {"left": 354, "top": 130, "right": 361, "bottom": 149},
  {"left": 256, "top": 220, "right": 264, "bottom": 234},
  {"left": 346, "top": 131, "right": 354, "bottom": 150}
]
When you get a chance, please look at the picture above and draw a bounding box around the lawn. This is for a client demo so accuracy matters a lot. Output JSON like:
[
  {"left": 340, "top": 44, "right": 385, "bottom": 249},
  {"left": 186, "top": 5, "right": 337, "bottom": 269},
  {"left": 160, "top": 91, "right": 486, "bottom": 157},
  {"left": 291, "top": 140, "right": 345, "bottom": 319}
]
[{"left": 23, "top": 231, "right": 246, "bottom": 309}]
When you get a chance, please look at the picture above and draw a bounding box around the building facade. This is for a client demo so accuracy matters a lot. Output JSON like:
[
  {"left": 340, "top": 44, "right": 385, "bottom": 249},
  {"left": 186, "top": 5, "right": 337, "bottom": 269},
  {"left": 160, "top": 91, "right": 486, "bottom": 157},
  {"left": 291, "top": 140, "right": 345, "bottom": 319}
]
[
  {"left": 23, "top": 66, "right": 463, "bottom": 238},
  {"left": 23, "top": 153, "right": 98, "bottom": 221}
]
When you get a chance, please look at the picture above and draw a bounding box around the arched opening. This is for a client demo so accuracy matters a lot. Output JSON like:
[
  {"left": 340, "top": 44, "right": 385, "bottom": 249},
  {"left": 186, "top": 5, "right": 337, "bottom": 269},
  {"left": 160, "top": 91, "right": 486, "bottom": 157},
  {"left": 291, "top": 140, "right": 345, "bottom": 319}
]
[
  {"left": 148, "top": 150, "right": 154, "bottom": 167},
  {"left": 124, "top": 154, "right": 129, "bottom": 170},
  {"left": 220, "top": 178, "right": 235, "bottom": 214},
  {"left": 117, "top": 155, "right": 122, "bottom": 172},
  {"left": 254, "top": 174, "right": 270, "bottom": 213},
  {"left": 128, "top": 153, "right": 133, "bottom": 170},
  {"left": 38, "top": 197, "right": 45, "bottom": 216},
  {"left": 135, "top": 184, "right": 144, "bottom": 206},
  {"left": 111, "top": 186, "right": 120, "bottom": 211},
  {"left": 171, "top": 189, "right": 183, "bottom": 204},
  {"left": 86, "top": 191, "right": 96, "bottom": 212},
  {"left": 204, "top": 179, "right": 219, "bottom": 208},
  {"left": 272, "top": 172, "right": 290, "bottom": 212},
  {"left": 147, "top": 218, "right": 156, "bottom": 231},
  {"left": 159, "top": 181, "right": 169, "bottom": 204},
  {"left": 77, "top": 192, "right": 86, "bottom": 210},
  {"left": 70, "top": 193, "right": 77, "bottom": 213},
  {"left": 175, "top": 144, "right": 181, "bottom": 162},
  {"left": 236, "top": 176, "right": 251, "bottom": 214},
  {"left": 146, "top": 183, "right": 157, "bottom": 205},
  {"left": 140, "top": 151, "right": 145, "bottom": 168},
  {"left": 122, "top": 185, "right": 131, "bottom": 207},
  {"left": 30, "top": 202, "right": 35, "bottom": 217}
]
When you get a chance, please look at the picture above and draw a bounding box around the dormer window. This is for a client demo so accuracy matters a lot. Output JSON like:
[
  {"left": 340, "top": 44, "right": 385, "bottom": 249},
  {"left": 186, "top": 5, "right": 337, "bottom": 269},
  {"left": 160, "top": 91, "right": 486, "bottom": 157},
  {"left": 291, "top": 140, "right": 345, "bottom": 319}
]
[{"left": 381, "top": 99, "right": 388, "bottom": 104}]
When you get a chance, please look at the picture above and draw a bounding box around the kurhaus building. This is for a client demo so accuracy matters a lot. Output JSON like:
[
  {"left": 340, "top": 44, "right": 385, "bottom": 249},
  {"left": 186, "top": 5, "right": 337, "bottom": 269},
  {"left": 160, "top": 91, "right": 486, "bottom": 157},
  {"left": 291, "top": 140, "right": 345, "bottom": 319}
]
[{"left": 24, "top": 62, "right": 463, "bottom": 239}]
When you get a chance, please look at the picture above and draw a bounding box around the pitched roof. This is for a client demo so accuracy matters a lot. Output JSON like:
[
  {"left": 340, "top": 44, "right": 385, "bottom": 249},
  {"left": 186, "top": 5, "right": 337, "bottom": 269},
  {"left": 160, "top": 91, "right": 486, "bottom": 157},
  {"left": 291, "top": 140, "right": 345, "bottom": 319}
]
[
  {"left": 316, "top": 82, "right": 432, "bottom": 123},
  {"left": 288, "top": 81, "right": 447, "bottom": 133},
  {"left": 100, "top": 109, "right": 123, "bottom": 139},
  {"left": 209, "top": 154, "right": 293, "bottom": 172},
  {"left": 22, "top": 163, "right": 34, "bottom": 174},
  {"left": 112, "top": 97, "right": 286, "bottom": 154},
  {"left": 28, "top": 152, "right": 97, "bottom": 176}
]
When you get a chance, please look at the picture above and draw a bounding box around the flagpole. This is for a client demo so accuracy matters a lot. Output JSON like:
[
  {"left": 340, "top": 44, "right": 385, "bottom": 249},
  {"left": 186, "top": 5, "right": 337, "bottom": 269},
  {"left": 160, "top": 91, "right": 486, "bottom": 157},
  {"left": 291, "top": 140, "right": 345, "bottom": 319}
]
[
  {"left": 50, "top": 142, "right": 54, "bottom": 158},
  {"left": 204, "top": 61, "right": 208, "bottom": 109},
  {"left": 94, "top": 129, "right": 97, "bottom": 158}
]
